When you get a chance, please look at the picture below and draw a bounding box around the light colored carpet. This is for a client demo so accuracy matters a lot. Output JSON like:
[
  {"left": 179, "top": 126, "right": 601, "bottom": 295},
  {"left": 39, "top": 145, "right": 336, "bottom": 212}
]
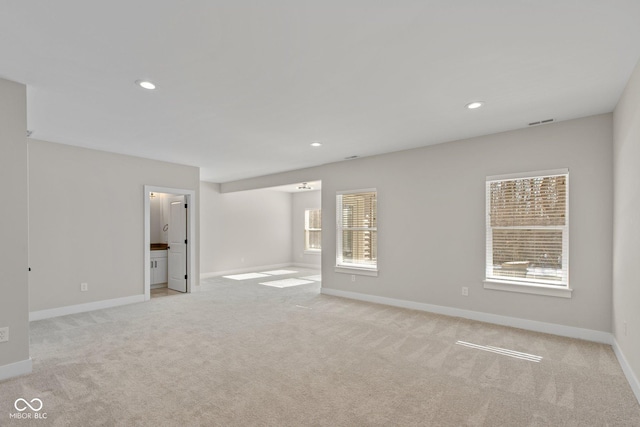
[
  {"left": 259, "top": 278, "right": 314, "bottom": 288},
  {"left": 1, "top": 267, "right": 639, "bottom": 426},
  {"left": 300, "top": 275, "right": 322, "bottom": 282}
]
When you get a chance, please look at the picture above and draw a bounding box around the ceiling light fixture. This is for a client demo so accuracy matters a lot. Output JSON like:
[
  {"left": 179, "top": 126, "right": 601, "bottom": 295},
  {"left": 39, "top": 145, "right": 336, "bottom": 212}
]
[
  {"left": 136, "top": 80, "right": 156, "bottom": 90},
  {"left": 297, "top": 182, "right": 313, "bottom": 190},
  {"left": 310, "top": 142, "right": 322, "bottom": 147},
  {"left": 466, "top": 101, "right": 484, "bottom": 109}
]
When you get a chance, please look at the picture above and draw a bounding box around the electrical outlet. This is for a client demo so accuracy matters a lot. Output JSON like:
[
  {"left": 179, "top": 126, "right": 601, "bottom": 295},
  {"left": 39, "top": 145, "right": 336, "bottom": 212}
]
[
  {"left": 461, "top": 287, "right": 469, "bottom": 296},
  {"left": 0, "top": 327, "right": 8, "bottom": 343},
  {"left": 81, "top": 282, "right": 88, "bottom": 292},
  {"left": 351, "top": 275, "right": 356, "bottom": 282}
]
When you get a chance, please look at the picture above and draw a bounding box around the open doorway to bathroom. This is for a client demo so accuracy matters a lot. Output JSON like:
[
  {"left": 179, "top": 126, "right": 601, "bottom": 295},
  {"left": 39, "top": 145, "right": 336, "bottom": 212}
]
[{"left": 144, "top": 185, "right": 196, "bottom": 301}]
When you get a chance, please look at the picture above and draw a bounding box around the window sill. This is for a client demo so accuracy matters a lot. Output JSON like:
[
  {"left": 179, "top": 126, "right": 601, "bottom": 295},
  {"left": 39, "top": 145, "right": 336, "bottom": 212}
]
[
  {"left": 304, "top": 249, "right": 321, "bottom": 255},
  {"left": 335, "top": 265, "right": 378, "bottom": 277},
  {"left": 483, "top": 279, "right": 572, "bottom": 298}
]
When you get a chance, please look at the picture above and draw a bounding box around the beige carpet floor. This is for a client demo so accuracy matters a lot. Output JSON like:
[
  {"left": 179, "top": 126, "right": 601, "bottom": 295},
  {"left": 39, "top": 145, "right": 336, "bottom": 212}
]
[{"left": 1, "top": 267, "right": 639, "bottom": 426}]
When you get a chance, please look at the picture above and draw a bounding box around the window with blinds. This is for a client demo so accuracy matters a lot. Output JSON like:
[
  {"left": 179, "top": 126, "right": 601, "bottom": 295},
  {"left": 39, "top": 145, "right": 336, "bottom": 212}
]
[
  {"left": 305, "top": 209, "right": 322, "bottom": 251},
  {"left": 336, "top": 190, "right": 377, "bottom": 269},
  {"left": 486, "top": 170, "right": 568, "bottom": 287}
]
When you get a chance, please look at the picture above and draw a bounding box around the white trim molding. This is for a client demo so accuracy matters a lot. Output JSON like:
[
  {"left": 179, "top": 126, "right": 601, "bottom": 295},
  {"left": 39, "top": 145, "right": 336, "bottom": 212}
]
[
  {"left": 334, "top": 266, "right": 378, "bottom": 277},
  {"left": 484, "top": 280, "right": 573, "bottom": 298},
  {"left": 30, "top": 295, "right": 145, "bottom": 321},
  {"left": 612, "top": 338, "right": 640, "bottom": 405},
  {"left": 0, "top": 358, "right": 32, "bottom": 382},
  {"left": 486, "top": 168, "right": 569, "bottom": 182},
  {"left": 320, "top": 288, "right": 612, "bottom": 344}
]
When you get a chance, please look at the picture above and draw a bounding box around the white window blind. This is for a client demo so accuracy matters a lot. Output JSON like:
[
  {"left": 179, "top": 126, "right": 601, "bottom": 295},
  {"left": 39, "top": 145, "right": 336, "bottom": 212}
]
[
  {"left": 486, "top": 171, "right": 568, "bottom": 287},
  {"left": 336, "top": 190, "right": 377, "bottom": 269},
  {"left": 304, "top": 209, "right": 322, "bottom": 251}
]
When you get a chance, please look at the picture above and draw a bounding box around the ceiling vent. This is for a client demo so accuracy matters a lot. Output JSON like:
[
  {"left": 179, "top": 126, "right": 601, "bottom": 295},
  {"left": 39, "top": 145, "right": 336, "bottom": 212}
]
[
  {"left": 344, "top": 155, "right": 359, "bottom": 160},
  {"left": 528, "top": 118, "right": 554, "bottom": 126}
]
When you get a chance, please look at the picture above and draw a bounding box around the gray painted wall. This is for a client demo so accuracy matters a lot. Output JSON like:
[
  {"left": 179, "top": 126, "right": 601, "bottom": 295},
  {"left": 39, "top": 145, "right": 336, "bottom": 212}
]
[
  {"left": 222, "top": 114, "right": 614, "bottom": 332},
  {"left": 28, "top": 140, "right": 200, "bottom": 312},
  {"left": 0, "top": 78, "right": 29, "bottom": 369},
  {"left": 200, "top": 182, "right": 293, "bottom": 275},
  {"left": 292, "top": 190, "right": 322, "bottom": 267},
  {"left": 613, "top": 61, "right": 640, "bottom": 383}
]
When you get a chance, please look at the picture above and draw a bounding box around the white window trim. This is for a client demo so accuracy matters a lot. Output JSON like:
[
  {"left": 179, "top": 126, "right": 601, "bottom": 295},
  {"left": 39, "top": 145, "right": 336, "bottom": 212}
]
[
  {"left": 335, "top": 188, "right": 378, "bottom": 276},
  {"left": 483, "top": 279, "right": 573, "bottom": 298},
  {"left": 304, "top": 207, "right": 322, "bottom": 253},
  {"left": 335, "top": 265, "right": 378, "bottom": 277},
  {"left": 484, "top": 168, "right": 571, "bottom": 298}
]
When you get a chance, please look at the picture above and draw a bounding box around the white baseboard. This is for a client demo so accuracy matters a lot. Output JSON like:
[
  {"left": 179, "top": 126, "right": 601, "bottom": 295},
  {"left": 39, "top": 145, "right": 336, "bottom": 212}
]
[
  {"left": 612, "top": 338, "right": 640, "bottom": 405},
  {"left": 200, "top": 263, "right": 292, "bottom": 279},
  {"left": 292, "top": 262, "right": 321, "bottom": 269},
  {"left": 0, "top": 358, "right": 32, "bottom": 382},
  {"left": 30, "top": 295, "right": 145, "bottom": 321},
  {"left": 320, "top": 288, "right": 613, "bottom": 344}
]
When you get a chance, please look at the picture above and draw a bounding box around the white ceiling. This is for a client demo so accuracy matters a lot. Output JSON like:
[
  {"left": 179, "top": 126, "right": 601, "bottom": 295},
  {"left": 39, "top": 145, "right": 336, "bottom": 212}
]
[{"left": 1, "top": 1, "right": 639, "bottom": 183}]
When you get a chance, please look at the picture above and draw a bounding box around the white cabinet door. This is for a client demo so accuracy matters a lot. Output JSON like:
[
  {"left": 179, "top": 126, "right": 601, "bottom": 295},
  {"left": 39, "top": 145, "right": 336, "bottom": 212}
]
[
  {"left": 151, "top": 261, "right": 158, "bottom": 285},
  {"left": 150, "top": 250, "right": 168, "bottom": 285},
  {"left": 155, "top": 257, "right": 168, "bottom": 284}
]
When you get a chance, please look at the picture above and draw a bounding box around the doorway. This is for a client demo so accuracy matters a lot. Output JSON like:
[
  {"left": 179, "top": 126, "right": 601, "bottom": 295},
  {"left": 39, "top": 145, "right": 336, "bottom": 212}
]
[{"left": 144, "top": 185, "right": 196, "bottom": 301}]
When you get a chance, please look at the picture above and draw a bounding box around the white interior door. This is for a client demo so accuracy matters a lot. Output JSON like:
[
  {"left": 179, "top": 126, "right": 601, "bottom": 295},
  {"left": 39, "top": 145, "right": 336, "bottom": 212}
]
[{"left": 167, "top": 196, "right": 187, "bottom": 292}]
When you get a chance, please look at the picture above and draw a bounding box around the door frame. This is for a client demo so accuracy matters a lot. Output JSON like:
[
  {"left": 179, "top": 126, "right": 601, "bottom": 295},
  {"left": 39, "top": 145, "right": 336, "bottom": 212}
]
[{"left": 143, "top": 185, "right": 196, "bottom": 301}]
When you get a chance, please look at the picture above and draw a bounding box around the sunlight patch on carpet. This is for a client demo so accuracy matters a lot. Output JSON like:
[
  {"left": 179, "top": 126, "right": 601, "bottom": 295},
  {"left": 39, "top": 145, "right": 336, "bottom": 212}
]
[
  {"left": 300, "top": 275, "right": 321, "bottom": 282},
  {"left": 259, "top": 278, "right": 314, "bottom": 288},
  {"left": 224, "top": 273, "right": 271, "bottom": 280},
  {"left": 260, "top": 269, "right": 298, "bottom": 275},
  {"left": 456, "top": 340, "right": 542, "bottom": 362}
]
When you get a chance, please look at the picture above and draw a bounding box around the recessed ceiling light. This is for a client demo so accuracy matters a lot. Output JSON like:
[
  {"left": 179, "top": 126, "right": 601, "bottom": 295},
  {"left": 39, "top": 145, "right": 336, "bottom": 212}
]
[
  {"left": 310, "top": 142, "right": 322, "bottom": 147},
  {"left": 466, "top": 101, "right": 484, "bottom": 109},
  {"left": 136, "top": 80, "right": 156, "bottom": 90}
]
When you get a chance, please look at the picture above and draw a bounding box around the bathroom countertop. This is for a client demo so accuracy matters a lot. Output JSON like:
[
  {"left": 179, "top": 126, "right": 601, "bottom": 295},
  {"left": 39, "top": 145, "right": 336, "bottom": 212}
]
[{"left": 151, "top": 243, "right": 168, "bottom": 251}]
